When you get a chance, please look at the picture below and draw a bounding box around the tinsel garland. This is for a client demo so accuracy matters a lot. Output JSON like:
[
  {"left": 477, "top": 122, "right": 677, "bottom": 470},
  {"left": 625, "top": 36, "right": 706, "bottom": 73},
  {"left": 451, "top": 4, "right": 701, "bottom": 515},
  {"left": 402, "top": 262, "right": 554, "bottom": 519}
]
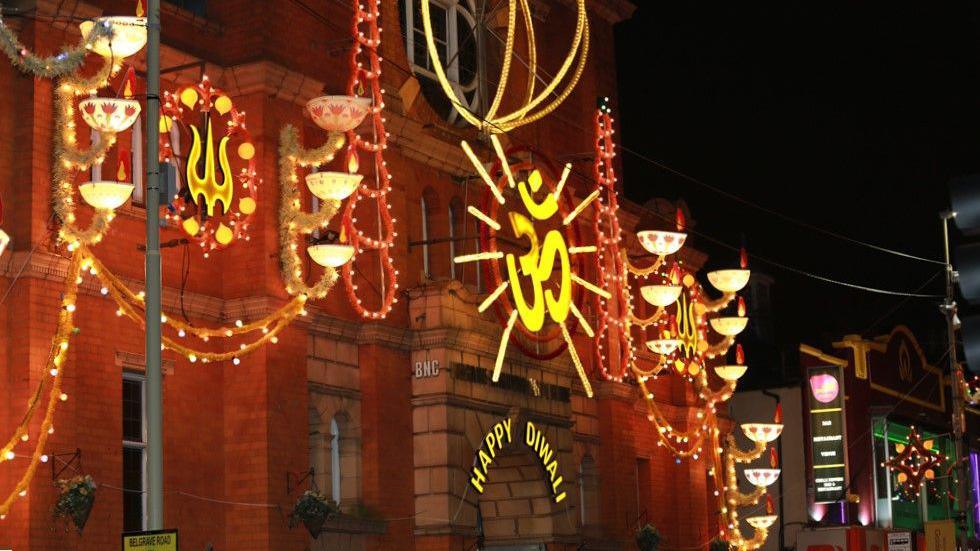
[
  {"left": 0, "top": 253, "right": 82, "bottom": 517},
  {"left": 278, "top": 125, "right": 346, "bottom": 299},
  {"left": 0, "top": 14, "right": 113, "bottom": 79}
]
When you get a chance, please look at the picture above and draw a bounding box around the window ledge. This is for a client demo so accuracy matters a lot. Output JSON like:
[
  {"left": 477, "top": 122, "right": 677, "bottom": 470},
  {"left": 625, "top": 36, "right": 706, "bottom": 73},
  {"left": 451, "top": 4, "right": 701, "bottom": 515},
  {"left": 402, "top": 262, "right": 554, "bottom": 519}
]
[{"left": 320, "top": 514, "right": 387, "bottom": 535}]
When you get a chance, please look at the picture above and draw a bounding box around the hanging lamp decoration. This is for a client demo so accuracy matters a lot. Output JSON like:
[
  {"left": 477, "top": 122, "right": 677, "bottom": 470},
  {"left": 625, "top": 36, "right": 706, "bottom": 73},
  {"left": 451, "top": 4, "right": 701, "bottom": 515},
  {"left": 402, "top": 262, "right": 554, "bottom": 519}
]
[
  {"left": 884, "top": 427, "right": 947, "bottom": 497},
  {"left": 454, "top": 143, "right": 602, "bottom": 397},
  {"left": 718, "top": 406, "right": 784, "bottom": 551},
  {"left": 418, "top": 0, "right": 589, "bottom": 133},
  {"left": 338, "top": 0, "right": 400, "bottom": 320},
  {"left": 160, "top": 76, "right": 260, "bottom": 255}
]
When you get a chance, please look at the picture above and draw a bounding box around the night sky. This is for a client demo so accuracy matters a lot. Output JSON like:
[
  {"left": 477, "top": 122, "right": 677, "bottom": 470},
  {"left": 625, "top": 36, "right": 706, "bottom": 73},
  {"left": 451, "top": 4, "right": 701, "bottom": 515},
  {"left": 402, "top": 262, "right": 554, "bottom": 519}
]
[{"left": 614, "top": 3, "right": 980, "bottom": 381}]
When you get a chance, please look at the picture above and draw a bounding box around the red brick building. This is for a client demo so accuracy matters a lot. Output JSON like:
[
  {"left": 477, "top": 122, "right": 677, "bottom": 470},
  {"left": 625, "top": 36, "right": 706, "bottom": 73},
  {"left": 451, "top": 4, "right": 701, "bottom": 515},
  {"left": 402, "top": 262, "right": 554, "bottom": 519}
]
[{"left": 0, "top": 1, "right": 723, "bottom": 549}]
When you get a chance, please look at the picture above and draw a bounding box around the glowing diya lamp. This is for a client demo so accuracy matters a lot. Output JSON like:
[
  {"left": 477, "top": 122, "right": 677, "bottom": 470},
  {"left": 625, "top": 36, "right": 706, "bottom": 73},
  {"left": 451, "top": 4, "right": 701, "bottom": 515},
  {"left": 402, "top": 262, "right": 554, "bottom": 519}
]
[
  {"left": 741, "top": 423, "right": 784, "bottom": 444},
  {"left": 79, "top": 98, "right": 142, "bottom": 133},
  {"left": 641, "top": 284, "right": 682, "bottom": 307},
  {"left": 713, "top": 364, "right": 747, "bottom": 382},
  {"left": 646, "top": 337, "right": 680, "bottom": 356},
  {"left": 78, "top": 182, "right": 134, "bottom": 210},
  {"left": 708, "top": 246, "right": 751, "bottom": 293},
  {"left": 79, "top": 16, "right": 148, "bottom": 59},
  {"left": 636, "top": 207, "right": 688, "bottom": 256},
  {"left": 306, "top": 156, "right": 363, "bottom": 201},
  {"left": 743, "top": 468, "right": 781, "bottom": 488},
  {"left": 710, "top": 297, "right": 748, "bottom": 336},
  {"left": 306, "top": 95, "right": 372, "bottom": 132},
  {"left": 307, "top": 227, "right": 354, "bottom": 268},
  {"left": 746, "top": 515, "right": 778, "bottom": 530}
]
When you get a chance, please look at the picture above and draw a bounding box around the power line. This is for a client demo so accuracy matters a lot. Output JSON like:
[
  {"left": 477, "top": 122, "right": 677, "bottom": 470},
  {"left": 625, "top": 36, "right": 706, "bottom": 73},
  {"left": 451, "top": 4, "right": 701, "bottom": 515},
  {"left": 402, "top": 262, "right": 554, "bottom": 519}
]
[{"left": 389, "top": 5, "right": 946, "bottom": 267}]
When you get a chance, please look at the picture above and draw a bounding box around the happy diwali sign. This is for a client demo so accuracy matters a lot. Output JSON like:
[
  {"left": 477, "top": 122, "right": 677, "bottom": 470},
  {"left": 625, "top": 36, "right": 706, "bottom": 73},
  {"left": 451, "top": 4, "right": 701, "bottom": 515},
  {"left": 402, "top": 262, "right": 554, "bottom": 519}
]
[{"left": 469, "top": 418, "right": 567, "bottom": 503}]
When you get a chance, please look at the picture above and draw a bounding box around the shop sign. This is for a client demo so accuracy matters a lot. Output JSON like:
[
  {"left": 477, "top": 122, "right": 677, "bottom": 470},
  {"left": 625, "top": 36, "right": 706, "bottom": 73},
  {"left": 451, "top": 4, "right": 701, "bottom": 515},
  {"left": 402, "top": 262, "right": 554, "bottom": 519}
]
[
  {"left": 808, "top": 364, "right": 848, "bottom": 503},
  {"left": 469, "top": 418, "right": 567, "bottom": 503},
  {"left": 887, "top": 531, "right": 912, "bottom": 551},
  {"left": 414, "top": 360, "right": 440, "bottom": 379},
  {"left": 122, "top": 529, "right": 178, "bottom": 551}
]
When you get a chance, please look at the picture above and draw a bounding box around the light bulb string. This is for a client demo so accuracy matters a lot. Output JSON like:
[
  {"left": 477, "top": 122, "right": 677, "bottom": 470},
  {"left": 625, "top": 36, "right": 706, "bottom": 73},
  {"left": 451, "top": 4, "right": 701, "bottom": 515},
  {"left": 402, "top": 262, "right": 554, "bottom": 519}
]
[{"left": 0, "top": 251, "right": 81, "bottom": 517}]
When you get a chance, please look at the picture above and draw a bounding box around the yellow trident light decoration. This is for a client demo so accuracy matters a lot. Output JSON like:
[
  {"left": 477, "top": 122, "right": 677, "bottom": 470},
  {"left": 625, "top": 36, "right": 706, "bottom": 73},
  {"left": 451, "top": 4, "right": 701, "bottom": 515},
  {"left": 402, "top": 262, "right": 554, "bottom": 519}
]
[
  {"left": 186, "top": 117, "right": 233, "bottom": 217},
  {"left": 161, "top": 76, "right": 260, "bottom": 254},
  {"left": 455, "top": 139, "right": 605, "bottom": 397}
]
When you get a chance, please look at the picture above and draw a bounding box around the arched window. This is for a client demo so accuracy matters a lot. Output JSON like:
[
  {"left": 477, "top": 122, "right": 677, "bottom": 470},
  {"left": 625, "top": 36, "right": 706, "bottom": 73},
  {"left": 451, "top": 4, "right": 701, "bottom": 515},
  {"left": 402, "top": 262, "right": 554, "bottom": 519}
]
[
  {"left": 330, "top": 417, "right": 341, "bottom": 504},
  {"left": 421, "top": 195, "right": 430, "bottom": 278},
  {"left": 449, "top": 197, "right": 464, "bottom": 280},
  {"left": 400, "top": 0, "right": 484, "bottom": 126}
]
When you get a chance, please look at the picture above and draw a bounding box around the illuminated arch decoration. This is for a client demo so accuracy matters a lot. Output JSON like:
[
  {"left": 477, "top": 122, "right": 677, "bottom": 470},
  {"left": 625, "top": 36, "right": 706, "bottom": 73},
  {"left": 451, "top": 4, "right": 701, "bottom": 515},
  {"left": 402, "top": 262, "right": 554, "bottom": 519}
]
[
  {"left": 160, "top": 77, "right": 259, "bottom": 255},
  {"left": 339, "top": 0, "right": 400, "bottom": 320},
  {"left": 418, "top": 0, "right": 589, "bottom": 133},
  {"left": 454, "top": 139, "right": 604, "bottom": 398}
]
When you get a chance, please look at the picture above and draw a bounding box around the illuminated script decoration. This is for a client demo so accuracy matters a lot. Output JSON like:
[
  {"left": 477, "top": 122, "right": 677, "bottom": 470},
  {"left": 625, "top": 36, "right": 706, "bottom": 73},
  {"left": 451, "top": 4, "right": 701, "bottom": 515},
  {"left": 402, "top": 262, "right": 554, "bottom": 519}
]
[
  {"left": 469, "top": 418, "right": 567, "bottom": 503},
  {"left": 454, "top": 139, "right": 605, "bottom": 398},
  {"left": 160, "top": 76, "right": 259, "bottom": 255}
]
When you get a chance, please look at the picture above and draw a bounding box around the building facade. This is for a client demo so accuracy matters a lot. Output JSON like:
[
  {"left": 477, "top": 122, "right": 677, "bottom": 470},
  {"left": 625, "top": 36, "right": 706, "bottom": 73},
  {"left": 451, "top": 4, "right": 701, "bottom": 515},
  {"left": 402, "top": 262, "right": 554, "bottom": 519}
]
[
  {"left": 0, "top": 1, "right": 728, "bottom": 549},
  {"left": 794, "top": 327, "right": 980, "bottom": 551}
]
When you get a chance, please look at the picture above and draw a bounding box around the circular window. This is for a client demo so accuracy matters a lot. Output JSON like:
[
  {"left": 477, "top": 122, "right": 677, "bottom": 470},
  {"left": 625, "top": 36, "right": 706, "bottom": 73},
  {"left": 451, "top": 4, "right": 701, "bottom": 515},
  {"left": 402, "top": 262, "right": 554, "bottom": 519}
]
[{"left": 401, "top": 0, "right": 484, "bottom": 126}]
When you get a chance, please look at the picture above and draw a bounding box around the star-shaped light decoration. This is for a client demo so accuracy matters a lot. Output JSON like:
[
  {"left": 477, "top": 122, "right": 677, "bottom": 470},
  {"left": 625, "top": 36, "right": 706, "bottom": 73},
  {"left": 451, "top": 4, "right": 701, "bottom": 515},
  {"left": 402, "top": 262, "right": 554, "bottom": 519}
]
[{"left": 883, "top": 427, "right": 946, "bottom": 497}]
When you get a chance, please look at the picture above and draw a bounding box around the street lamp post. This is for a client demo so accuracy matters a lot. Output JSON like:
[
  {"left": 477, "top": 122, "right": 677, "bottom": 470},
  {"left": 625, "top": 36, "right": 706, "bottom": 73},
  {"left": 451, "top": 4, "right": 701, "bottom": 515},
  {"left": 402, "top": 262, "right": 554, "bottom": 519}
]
[{"left": 144, "top": 0, "right": 164, "bottom": 530}]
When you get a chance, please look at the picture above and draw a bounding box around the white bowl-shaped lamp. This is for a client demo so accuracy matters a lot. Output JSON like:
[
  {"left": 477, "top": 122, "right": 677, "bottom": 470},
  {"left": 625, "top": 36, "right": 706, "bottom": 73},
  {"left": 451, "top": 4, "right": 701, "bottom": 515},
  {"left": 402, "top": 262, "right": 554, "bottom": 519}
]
[
  {"left": 741, "top": 423, "right": 784, "bottom": 444},
  {"left": 746, "top": 515, "right": 778, "bottom": 530},
  {"left": 710, "top": 316, "right": 749, "bottom": 336},
  {"left": 646, "top": 339, "right": 680, "bottom": 356},
  {"left": 79, "top": 98, "right": 141, "bottom": 133},
  {"left": 305, "top": 172, "right": 363, "bottom": 201},
  {"left": 707, "top": 269, "right": 751, "bottom": 293},
  {"left": 743, "top": 468, "right": 781, "bottom": 488},
  {"left": 79, "top": 182, "right": 134, "bottom": 210},
  {"left": 637, "top": 230, "right": 687, "bottom": 256},
  {"left": 640, "top": 285, "right": 682, "bottom": 307},
  {"left": 306, "top": 96, "right": 372, "bottom": 132},
  {"left": 714, "top": 365, "right": 748, "bottom": 382},
  {"left": 308, "top": 244, "right": 355, "bottom": 268},
  {"left": 79, "top": 17, "right": 147, "bottom": 59}
]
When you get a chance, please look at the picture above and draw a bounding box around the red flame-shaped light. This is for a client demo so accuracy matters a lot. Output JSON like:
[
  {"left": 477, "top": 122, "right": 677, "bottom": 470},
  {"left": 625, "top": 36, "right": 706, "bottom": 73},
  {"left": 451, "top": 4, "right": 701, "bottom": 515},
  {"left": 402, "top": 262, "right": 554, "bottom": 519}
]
[
  {"left": 676, "top": 206, "right": 686, "bottom": 232},
  {"left": 770, "top": 447, "right": 779, "bottom": 468},
  {"left": 774, "top": 403, "right": 783, "bottom": 424},
  {"left": 735, "top": 344, "right": 745, "bottom": 365},
  {"left": 136, "top": 0, "right": 145, "bottom": 17},
  {"left": 737, "top": 296, "right": 746, "bottom": 317},
  {"left": 347, "top": 151, "right": 360, "bottom": 174},
  {"left": 669, "top": 263, "right": 680, "bottom": 285},
  {"left": 740, "top": 246, "right": 749, "bottom": 269},
  {"left": 765, "top": 494, "right": 774, "bottom": 515},
  {"left": 123, "top": 67, "right": 136, "bottom": 99}
]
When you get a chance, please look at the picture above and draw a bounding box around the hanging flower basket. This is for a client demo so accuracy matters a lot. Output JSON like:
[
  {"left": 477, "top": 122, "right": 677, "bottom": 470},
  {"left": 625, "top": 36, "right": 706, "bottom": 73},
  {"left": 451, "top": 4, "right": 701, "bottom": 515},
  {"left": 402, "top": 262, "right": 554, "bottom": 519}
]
[
  {"left": 636, "top": 523, "right": 662, "bottom": 551},
  {"left": 53, "top": 475, "right": 97, "bottom": 534},
  {"left": 289, "top": 490, "right": 339, "bottom": 539}
]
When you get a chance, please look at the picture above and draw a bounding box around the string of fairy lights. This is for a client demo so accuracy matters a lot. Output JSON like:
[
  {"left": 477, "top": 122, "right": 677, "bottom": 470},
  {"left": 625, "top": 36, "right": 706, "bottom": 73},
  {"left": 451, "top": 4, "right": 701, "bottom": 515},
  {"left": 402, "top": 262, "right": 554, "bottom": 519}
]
[{"left": 0, "top": 2, "right": 937, "bottom": 549}]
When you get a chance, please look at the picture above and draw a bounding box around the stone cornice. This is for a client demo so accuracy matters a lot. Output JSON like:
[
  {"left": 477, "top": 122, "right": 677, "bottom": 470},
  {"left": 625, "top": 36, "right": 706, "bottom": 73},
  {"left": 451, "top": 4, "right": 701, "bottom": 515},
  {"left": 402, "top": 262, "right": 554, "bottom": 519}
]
[{"left": 411, "top": 393, "right": 574, "bottom": 429}]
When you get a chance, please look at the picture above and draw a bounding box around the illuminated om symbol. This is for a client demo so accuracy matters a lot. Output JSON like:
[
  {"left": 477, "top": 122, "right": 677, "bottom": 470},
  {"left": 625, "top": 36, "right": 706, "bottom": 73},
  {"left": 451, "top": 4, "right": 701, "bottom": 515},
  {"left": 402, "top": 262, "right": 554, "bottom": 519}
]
[
  {"left": 506, "top": 169, "right": 571, "bottom": 332},
  {"left": 675, "top": 293, "right": 698, "bottom": 358},
  {"left": 186, "top": 117, "right": 233, "bottom": 216}
]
